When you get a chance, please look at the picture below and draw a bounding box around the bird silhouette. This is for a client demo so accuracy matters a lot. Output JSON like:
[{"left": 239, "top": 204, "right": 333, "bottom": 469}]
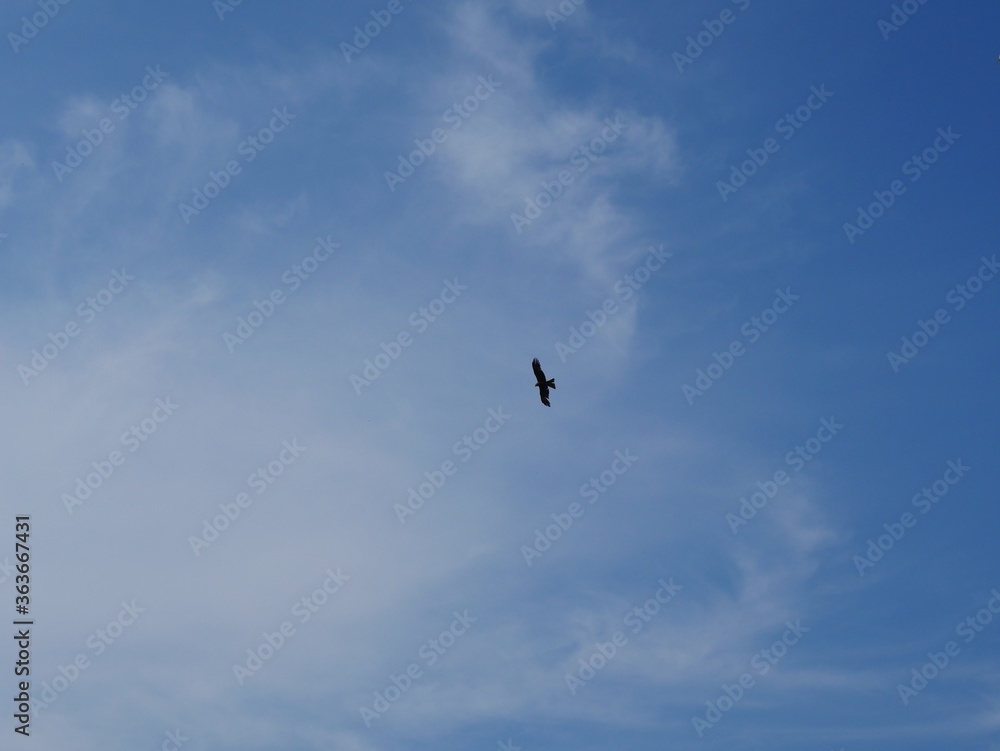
[{"left": 532, "top": 358, "right": 556, "bottom": 407}]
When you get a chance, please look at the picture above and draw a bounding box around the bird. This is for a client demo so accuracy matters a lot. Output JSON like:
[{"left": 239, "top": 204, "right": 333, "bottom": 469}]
[{"left": 532, "top": 358, "right": 556, "bottom": 407}]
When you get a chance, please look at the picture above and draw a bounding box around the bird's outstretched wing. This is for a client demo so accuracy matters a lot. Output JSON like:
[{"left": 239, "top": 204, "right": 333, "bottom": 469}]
[
  {"left": 538, "top": 389, "right": 550, "bottom": 407},
  {"left": 532, "top": 358, "right": 546, "bottom": 382}
]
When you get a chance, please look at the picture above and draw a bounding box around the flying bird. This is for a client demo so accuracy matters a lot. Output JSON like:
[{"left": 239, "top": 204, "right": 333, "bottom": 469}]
[{"left": 532, "top": 358, "right": 556, "bottom": 407}]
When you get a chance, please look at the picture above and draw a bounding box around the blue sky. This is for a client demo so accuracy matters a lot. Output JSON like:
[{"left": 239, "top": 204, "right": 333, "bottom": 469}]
[{"left": 2, "top": 0, "right": 1000, "bottom": 749}]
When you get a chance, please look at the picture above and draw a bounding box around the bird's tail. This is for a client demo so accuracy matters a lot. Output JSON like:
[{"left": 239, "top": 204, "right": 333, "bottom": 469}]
[{"left": 547, "top": 379, "right": 555, "bottom": 389}]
